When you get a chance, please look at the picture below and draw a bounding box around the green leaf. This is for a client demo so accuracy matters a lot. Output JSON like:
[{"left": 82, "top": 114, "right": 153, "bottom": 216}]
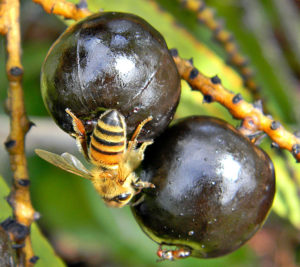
[{"left": 0, "top": 176, "right": 12, "bottom": 222}]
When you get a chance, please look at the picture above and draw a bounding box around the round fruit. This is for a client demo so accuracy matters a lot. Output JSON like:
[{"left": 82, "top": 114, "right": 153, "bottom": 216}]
[
  {"left": 131, "top": 116, "right": 275, "bottom": 258},
  {"left": 41, "top": 12, "right": 181, "bottom": 140}
]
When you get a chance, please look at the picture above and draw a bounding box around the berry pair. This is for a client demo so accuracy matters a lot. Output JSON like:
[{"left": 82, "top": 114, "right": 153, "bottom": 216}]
[{"left": 40, "top": 12, "right": 275, "bottom": 260}]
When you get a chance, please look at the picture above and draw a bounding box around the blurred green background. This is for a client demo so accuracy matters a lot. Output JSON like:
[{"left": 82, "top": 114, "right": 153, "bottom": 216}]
[{"left": 0, "top": 0, "right": 300, "bottom": 266}]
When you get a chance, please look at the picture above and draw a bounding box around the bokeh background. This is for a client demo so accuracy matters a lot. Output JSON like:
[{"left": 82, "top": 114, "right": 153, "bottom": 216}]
[{"left": 0, "top": 0, "right": 300, "bottom": 266}]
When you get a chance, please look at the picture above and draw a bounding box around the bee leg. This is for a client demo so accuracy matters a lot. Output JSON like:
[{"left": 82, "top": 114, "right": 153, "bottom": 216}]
[
  {"left": 127, "top": 115, "right": 153, "bottom": 152},
  {"left": 65, "top": 108, "right": 89, "bottom": 159},
  {"left": 130, "top": 116, "right": 153, "bottom": 141},
  {"left": 133, "top": 179, "right": 155, "bottom": 189},
  {"left": 137, "top": 140, "right": 153, "bottom": 159}
]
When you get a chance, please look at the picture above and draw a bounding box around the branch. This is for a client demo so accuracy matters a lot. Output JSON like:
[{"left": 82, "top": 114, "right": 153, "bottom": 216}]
[
  {"left": 0, "top": 0, "right": 38, "bottom": 266},
  {"left": 32, "top": 0, "right": 91, "bottom": 20},
  {"left": 171, "top": 50, "right": 300, "bottom": 162},
  {"left": 180, "top": 0, "right": 261, "bottom": 100}
]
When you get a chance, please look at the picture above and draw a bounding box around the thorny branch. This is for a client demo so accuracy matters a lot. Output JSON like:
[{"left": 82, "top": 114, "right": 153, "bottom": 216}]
[
  {"left": 32, "top": 0, "right": 91, "bottom": 20},
  {"left": 171, "top": 51, "right": 300, "bottom": 162},
  {"left": 0, "top": 0, "right": 38, "bottom": 266}
]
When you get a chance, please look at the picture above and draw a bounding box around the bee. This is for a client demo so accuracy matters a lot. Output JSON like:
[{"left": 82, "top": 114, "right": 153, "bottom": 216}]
[
  {"left": 156, "top": 245, "right": 191, "bottom": 261},
  {"left": 35, "top": 109, "right": 155, "bottom": 208}
]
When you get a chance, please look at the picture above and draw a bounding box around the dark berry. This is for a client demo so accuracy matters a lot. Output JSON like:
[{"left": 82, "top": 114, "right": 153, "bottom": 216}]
[
  {"left": 131, "top": 116, "right": 275, "bottom": 258},
  {"left": 41, "top": 12, "right": 181, "bottom": 141}
]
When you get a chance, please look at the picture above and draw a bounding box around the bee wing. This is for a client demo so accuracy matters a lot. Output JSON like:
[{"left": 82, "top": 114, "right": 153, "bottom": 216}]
[
  {"left": 35, "top": 149, "right": 93, "bottom": 180},
  {"left": 61, "top": 152, "right": 92, "bottom": 177}
]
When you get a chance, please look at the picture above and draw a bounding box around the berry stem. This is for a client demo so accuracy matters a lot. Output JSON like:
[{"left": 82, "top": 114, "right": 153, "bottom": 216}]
[{"left": 172, "top": 52, "right": 300, "bottom": 162}]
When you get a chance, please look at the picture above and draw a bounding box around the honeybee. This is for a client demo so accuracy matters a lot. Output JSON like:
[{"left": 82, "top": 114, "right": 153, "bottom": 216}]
[{"left": 35, "top": 109, "right": 155, "bottom": 208}]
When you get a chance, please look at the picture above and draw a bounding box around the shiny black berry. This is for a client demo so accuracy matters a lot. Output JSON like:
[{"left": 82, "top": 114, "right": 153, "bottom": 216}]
[
  {"left": 131, "top": 116, "right": 275, "bottom": 258},
  {"left": 41, "top": 12, "right": 181, "bottom": 140}
]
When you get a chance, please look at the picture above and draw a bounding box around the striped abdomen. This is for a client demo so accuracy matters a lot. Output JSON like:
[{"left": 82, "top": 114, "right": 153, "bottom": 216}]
[{"left": 89, "top": 110, "right": 126, "bottom": 168}]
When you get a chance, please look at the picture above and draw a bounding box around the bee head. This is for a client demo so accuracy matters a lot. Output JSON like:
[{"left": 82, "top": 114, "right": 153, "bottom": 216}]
[
  {"left": 94, "top": 175, "right": 137, "bottom": 208},
  {"left": 92, "top": 168, "right": 140, "bottom": 208}
]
